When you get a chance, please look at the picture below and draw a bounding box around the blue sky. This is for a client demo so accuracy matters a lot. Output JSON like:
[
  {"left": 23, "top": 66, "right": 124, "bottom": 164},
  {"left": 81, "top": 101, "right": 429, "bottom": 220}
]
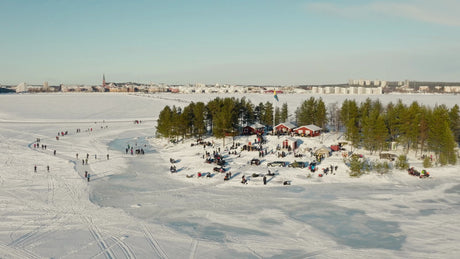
[{"left": 1, "top": 0, "right": 459, "bottom": 85}]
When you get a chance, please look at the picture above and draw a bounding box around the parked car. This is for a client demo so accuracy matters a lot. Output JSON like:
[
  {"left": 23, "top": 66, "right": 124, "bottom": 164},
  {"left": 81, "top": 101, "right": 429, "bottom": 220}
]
[
  {"left": 288, "top": 161, "right": 308, "bottom": 168},
  {"left": 267, "top": 161, "right": 287, "bottom": 167},
  {"left": 250, "top": 158, "right": 261, "bottom": 165}
]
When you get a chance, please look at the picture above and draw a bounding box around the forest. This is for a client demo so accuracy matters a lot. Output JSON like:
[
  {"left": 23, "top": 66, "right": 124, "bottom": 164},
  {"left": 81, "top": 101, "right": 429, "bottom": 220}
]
[{"left": 157, "top": 97, "right": 460, "bottom": 166}]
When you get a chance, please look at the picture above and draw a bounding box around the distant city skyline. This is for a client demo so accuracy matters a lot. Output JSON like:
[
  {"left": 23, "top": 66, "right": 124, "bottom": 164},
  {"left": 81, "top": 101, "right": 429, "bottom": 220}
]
[{"left": 1, "top": 0, "right": 459, "bottom": 86}]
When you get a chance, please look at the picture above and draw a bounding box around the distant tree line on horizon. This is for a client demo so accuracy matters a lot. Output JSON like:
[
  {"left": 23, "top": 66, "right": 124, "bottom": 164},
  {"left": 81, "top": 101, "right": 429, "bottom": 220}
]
[{"left": 156, "top": 97, "right": 459, "bottom": 166}]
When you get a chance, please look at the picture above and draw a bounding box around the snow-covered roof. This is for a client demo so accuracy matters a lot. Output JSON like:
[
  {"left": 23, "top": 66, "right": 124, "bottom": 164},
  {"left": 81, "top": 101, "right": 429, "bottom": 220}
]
[
  {"left": 284, "top": 137, "right": 299, "bottom": 142},
  {"left": 276, "top": 122, "right": 297, "bottom": 129},
  {"left": 315, "top": 145, "right": 331, "bottom": 153},
  {"left": 246, "top": 123, "right": 265, "bottom": 129},
  {"left": 295, "top": 124, "right": 322, "bottom": 131}
]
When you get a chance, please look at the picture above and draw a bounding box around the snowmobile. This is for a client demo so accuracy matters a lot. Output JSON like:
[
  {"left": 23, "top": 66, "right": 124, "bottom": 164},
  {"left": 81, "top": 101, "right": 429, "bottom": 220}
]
[
  {"left": 408, "top": 167, "right": 420, "bottom": 176},
  {"left": 419, "top": 170, "right": 430, "bottom": 178}
]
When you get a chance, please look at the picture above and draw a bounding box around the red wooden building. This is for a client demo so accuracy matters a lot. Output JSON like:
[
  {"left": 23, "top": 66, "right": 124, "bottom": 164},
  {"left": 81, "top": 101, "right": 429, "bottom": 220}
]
[
  {"left": 274, "top": 122, "right": 297, "bottom": 134},
  {"left": 293, "top": 124, "right": 322, "bottom": 137},
  {"left": 242, "top": 123, "right": 265, "bottom": 135}
]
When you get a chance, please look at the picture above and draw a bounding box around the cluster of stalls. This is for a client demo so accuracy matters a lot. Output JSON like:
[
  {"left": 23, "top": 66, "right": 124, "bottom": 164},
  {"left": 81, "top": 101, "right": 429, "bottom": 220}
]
[{"left": 242, "top": 122, "right": 347, "bottom": 161}]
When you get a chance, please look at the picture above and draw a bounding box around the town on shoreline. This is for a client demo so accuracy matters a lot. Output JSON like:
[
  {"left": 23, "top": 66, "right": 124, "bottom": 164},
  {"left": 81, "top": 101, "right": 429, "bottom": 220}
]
[{"left": 2, "top": 78, "right": 460, "bottom": 94}]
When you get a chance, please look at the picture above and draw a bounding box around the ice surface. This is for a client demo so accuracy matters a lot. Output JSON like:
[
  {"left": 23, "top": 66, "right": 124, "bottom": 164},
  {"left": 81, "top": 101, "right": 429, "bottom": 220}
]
[{"left": 0, "top": 93, "right": 459, "bottom": 258}]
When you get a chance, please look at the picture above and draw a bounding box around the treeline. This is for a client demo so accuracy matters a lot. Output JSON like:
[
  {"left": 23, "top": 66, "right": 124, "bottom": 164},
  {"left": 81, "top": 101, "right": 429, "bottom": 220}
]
[
  {"left": 340, "top": 99, "right": 459, "bottom": 165},
  {"left": 156, "top": 97, "right": 327, "bottom": 139},
  {"left": 157, "top": 97, "right": 285, "bottom": 139},
  {"left": 156, "top": 97, "right": 459, "bottom": 166}
]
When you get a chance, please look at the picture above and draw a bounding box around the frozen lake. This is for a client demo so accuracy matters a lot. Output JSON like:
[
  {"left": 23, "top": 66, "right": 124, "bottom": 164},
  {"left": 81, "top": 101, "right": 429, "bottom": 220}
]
[{"left": 0, "top": 93, "right": 459, "bottom": 258}]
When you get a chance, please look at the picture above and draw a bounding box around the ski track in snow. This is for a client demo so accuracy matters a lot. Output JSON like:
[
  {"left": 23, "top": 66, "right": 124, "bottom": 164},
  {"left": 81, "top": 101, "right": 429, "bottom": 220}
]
[
  {"left": 22, "top": 121, "right": 169, "bottom": 259},
  {"left": 29, "top": 130, "right": 133, "bottom": 259},
  {"left": 0, "top": 241, "right": 42, "bottom": 259},
  {"left": 142, "top": 224, "right": 168, "bottom": 259},
  {"left": 188, "top": 239, "right": 198, "bottom": 259}
]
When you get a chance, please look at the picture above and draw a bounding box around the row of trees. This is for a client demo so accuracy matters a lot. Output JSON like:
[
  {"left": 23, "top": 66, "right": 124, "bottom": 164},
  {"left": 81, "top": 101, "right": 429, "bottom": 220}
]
[
  {"left": 156, "top": 97, "right": 330, "bottom": 140},
  {"left": 157, "top": 97, "right": 291, "bottom": 139},
  {"left": 340, "top": 99, "right": 459, "bottom": 165},
  {"left": 156, "top": 97, "right": 459, "bottom": 166}
]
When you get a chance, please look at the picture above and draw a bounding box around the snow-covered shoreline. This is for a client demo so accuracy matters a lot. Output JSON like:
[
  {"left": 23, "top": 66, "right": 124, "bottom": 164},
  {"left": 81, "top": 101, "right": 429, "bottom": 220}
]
[{"left": 0, "top": 93, "right": 459, "bottom": 258}]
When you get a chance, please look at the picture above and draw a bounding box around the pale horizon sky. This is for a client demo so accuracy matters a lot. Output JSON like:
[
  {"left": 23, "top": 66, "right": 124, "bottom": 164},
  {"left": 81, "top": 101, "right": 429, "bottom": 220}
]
[{"left": 1, "top": 0, "right": 459, "bottom": 86}]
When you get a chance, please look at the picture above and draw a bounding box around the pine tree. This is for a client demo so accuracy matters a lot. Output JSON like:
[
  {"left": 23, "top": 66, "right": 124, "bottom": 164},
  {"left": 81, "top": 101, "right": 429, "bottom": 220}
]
[
  {"left": 315, "top": 98, "right": 327, "bottom": 129},
  {"left": 418, "top": 106, "right": 430, "bottom": 154},
  {"left": 395, "top": 154, "right": 409, "bottom": 170},
  {"left": 170, "top": 106, "right": 182, "bottom": 138},
  {"left": 156, "top": 105, "right": 173, "bottom": 137},
  {"left": 428, "top": 105, "right": 457, "bottom": 164},
  {"left": 374, "top": 114, "right": 388, "bottom": 153},
  {"left": 385, "top": 100, "right": 405, "bottom": 142},
  {"left": 281, "top": 102, "right": 288, "bottom": 123},
  {"left": 274, "top": 107, "right": 281, "bottom": 125},
  {"left": 400, "top": 102, "right": 421, "bottom": 153},
  {"left": 263, "top": 102, "right": 274, "bottom": 126},
  {"left": 449, "top": 104, "right": 460, "bottom": 144},
  {"left": 193, "top": 102, "right": 206, "bottom": 136},
  {"left": 341, "top": 100, "right": 360, "bottom": 150},
  {"left": 255, "top": 102, "right": 265, "bottom": 124}
]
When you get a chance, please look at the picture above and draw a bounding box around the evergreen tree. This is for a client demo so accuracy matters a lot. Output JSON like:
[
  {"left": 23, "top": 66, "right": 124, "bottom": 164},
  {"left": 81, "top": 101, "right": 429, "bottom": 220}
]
[
  {"left": 348, "top": 155, "right": 365, "bottom": 177},
  {"left": 395, "top": 154, "right": 409, "bottom": 170},
  {"left": 315, "top": 98, "right": 327, "bottom": 129},
  {"left": 374, "top": 114, "right": 388, "bottom": 152},
  {"left": 418, "top": 106, "right": 430, "bottom": 154},
  {"left": 449, "top": 104, "right": 460, "bottom": 144},
  {"left": 385, "top": 100, "right": 404, "bottom": 142},
  {"left": 361, "top": 107, "right": 387, "bottom": 154},
  {"left": 274, "top": 107, "right": 281, "bottom": 125},
  {"left": 170, "top": 106, "right": 182, "bottom": 138},
  {"left": 255, "top": 102, "right": 265, "bottom": 124},
  {"left": 281, "top": 102, "right": 288, "bottom": 123},
  {"left": 423, "top": 156, "right": 432, "bottom": 168},
  {"left": 358, "top": 98, "right": 373, "bottom": 125},
  {"left": 361, "top": 111, "right": 374, "bottom": 152},
  {"left": 156, "top": 105, "right": 173, "bottom": 137},
  {"left": 428, "top": 105, "right": 457, "bottom": 165},
  {"left": 263, "top": 102, "right": 274, "bottom": 126},
  {"left": 341, "top": 100, "right": 360, "bottom": 150},
  {"left": 400, "top": 102, "right": 421, "bottom": 153},
  {"left": 206, "top": 98, "right": 222, "bottom": 133},
  {"left": 193, "top": 102, "right": 207, "bottom": 136},
  {"left": 212, "top": 98, "right": 239, "bottom": 139},
  {"left": 180, "top": 104, "right": 194, "bottom": 137}
]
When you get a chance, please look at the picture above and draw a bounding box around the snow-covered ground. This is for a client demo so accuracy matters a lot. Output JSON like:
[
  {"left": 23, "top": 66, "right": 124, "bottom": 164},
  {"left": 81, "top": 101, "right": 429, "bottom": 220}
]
[{"left": 0, "top": 93, "right": 459, "bottom": 259}]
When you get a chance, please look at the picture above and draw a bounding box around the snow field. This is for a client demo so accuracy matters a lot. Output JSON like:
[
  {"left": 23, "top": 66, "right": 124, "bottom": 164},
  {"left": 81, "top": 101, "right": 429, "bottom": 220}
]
[{"left": 0, "top": 93, "right": 459, "bottom": 258}]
